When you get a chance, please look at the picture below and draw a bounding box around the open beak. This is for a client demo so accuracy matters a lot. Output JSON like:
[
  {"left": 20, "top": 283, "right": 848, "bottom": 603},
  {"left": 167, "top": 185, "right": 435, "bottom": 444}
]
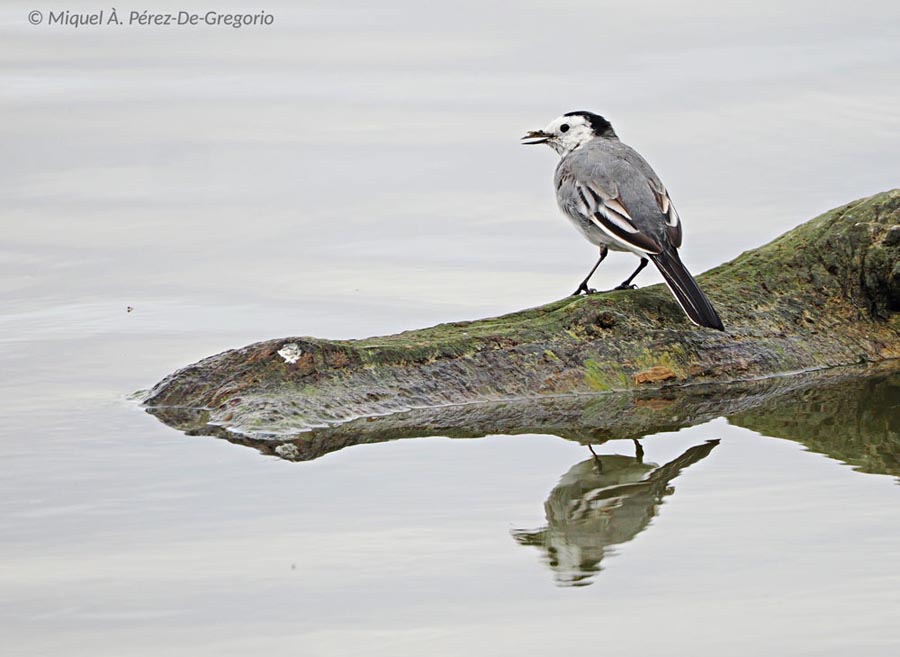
[{"left": 521, "top": 130, "right": 551, "bottom": 145}]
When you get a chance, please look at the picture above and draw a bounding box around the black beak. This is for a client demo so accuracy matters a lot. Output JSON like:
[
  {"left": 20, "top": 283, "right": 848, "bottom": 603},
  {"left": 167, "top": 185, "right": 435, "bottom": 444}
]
[{"left": 521, "top": 130, "right": 550, "bottom": 145}]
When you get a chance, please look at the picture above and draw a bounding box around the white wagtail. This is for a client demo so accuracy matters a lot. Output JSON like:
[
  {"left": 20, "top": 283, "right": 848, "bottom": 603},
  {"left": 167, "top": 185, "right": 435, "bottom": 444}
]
[{"left": 523, "top": 111, "right": 725, "bottom": 331}]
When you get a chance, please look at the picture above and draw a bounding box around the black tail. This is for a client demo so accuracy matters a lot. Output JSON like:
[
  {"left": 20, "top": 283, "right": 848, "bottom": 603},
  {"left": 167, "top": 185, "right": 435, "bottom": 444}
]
[{"left": 649, "top": 248, "right": 725, "bottom": 331}]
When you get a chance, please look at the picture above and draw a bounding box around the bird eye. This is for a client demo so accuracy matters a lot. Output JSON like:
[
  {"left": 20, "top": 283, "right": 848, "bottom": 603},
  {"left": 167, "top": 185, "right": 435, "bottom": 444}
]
[{"left": 560, "top": 124, "right": 570, "bottom": 133}]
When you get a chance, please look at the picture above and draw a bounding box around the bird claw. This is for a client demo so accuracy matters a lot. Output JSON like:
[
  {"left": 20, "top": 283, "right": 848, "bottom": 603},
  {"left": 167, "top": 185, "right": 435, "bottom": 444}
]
[
  {"left": 572, "top": 285, "right": 598, "bottom": 296},
  {"left": 614, "top": 283, "right": 638, "bottom": 290}
]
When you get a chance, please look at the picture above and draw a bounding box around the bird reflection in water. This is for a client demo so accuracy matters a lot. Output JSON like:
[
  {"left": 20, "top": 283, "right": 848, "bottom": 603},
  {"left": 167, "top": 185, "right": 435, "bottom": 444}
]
[{"left": 513, "top": 439, "right": 719, "bottom": 586}]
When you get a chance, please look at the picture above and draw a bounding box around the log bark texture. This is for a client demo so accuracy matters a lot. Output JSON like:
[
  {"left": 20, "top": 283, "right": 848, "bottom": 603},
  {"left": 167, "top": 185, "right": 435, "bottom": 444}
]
[{"left": 144, "top": 190, "right": 900, "bottom": 437}]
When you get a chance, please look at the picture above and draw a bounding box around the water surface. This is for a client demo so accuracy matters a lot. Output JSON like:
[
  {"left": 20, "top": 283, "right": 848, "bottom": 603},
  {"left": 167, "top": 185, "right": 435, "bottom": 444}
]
[{"left": 2, "top": 1, "right": 900, "bottom": 655}]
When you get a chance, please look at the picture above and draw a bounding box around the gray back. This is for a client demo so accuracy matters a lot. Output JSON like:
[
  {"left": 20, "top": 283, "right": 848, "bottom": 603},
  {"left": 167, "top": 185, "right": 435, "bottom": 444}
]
[{"left": 555, "top": 138, "right": 675, "bottom": 248}]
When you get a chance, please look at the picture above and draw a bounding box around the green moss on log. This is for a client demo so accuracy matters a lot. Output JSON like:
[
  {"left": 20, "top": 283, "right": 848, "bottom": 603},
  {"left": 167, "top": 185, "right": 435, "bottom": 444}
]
[{"left": 144, "top": 189, "right": 900, "bottom": 436}]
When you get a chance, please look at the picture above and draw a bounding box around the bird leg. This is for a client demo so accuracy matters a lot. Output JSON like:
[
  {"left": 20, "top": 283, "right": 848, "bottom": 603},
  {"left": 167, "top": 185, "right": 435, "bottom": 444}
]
[
  {"left": 572, "top": 246, "right": 608, "bottom": 296},
  {"left": 633, "top": 438, "right": 644, "bottom": 464},
  {"left": 587, "top": 444, "right": 603, "bottom": 472},
  {"left": 615, "top": 258, "right": 648, "bottom": 290}
]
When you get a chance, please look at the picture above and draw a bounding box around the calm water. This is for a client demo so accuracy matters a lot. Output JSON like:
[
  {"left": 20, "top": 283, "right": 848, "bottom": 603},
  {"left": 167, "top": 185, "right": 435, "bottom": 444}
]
[{"left": 2, "top": 1, "right": 900, "bottom": 655}]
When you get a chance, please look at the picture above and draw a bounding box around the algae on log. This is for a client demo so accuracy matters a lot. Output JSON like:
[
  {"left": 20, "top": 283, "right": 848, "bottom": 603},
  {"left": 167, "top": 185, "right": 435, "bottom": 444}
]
[{"left": 144, "top": 189, "right": 900, "bottom": 436}]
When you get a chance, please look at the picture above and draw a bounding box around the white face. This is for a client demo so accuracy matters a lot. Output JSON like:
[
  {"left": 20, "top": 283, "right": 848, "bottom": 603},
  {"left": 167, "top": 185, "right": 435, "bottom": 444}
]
[{"left": 522, "top": 114, "right": 596, "bottom": 156}]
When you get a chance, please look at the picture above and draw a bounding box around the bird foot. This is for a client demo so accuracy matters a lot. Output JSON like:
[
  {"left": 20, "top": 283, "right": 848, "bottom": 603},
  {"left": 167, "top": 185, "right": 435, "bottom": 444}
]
[
  {"left": 572, "top": 284, "right": 597, "bottom": 296},
  {"left": 614, "top": 283, "right": 638, "bottom": 291}
]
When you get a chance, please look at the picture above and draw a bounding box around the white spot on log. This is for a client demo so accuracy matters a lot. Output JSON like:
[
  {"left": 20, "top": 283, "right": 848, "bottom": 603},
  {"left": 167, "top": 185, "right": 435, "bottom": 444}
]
[
  {"left": 275, "top": 443, "right": 301, "bottom": 460},
  {"left": 277, "top": 343, "right": 303, "bottom": 364}
]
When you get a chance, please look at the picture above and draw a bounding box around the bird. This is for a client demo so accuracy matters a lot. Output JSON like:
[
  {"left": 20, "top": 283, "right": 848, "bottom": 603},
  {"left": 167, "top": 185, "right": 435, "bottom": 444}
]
[
  {"left": 512, "top": 438, "right": 720, "bottom": 586},
  {"left": 522, "top": 111, "right": 725, "bottom": 331}
]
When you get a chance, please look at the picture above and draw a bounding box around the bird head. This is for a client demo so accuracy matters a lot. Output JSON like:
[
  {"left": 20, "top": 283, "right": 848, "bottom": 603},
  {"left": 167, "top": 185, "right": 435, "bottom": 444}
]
[{"left": 521, "top": 111, "right": 617, "bottom": 156}]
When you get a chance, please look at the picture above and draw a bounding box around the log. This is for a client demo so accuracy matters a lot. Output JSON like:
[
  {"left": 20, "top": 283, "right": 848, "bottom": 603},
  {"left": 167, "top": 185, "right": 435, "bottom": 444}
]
[{"left": 143, "top": 189, "right": 900, "bottom": 438}]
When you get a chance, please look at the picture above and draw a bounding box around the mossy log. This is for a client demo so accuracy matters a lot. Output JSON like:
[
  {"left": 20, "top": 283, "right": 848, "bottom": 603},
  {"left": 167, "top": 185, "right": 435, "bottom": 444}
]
[{"left": 144, "top": 190, "right": 900, "bottom": 437}]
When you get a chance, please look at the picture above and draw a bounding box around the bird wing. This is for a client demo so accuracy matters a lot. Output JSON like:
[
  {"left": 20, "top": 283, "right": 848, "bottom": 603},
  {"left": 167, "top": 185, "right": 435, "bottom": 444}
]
[
  {"left": 572, "top": 179, "right": 663, "bottom": 254},
  {"left": 557, "top": 140, "right": 681, "bottom": 254},
  {"left": 646, "top": 179, "right": 683, "bottom": 249}
]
